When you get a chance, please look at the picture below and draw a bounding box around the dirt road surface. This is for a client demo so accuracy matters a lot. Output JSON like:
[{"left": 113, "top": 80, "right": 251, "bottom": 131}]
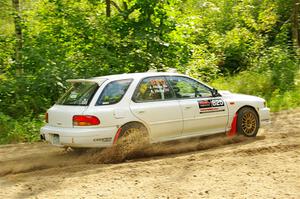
[{"left": 0, "top": 109, "right": 299, "bottom": 199}]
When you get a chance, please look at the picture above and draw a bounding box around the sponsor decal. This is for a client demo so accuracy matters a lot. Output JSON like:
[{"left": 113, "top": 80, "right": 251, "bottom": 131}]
[
  {"left": 93, "top": 137, "right": 112, "bottom": 142},
  {"left": 198, "top": 99, "right": 225, "bottom": 113},
  {"left": 198, "top": 100, "right": 211, "bottom": 107}
]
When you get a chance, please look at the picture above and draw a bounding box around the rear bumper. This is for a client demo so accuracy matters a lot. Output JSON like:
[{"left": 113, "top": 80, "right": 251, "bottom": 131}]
[
  {"left": 40, "top": 125, "right": 117, "bottom": 148},
  {"left": 259, "top": 107, "right": 271, "bottom": 127}
]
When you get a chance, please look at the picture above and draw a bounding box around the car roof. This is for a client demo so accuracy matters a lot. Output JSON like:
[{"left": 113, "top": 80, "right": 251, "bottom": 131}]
[
  {"left": 67, "top": 72, "right": 213, "bottom": 89},
  {"left": 90, "top": 72, "right": 188, "bottom": 81}
]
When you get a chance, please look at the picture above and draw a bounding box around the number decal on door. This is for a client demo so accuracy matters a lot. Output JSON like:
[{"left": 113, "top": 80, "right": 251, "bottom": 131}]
[{"left": 198, "top": 99, "right": 225, "bottom": 113}]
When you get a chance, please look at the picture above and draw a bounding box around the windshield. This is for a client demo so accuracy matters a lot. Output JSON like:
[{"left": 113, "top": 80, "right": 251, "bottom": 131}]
[{"left": 57, "top": 82, "right": 99, "bottom": 106}]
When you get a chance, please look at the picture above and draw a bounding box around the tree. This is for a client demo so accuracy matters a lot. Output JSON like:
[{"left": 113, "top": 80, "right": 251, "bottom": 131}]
[
  {"left": 292, "top": 0, "right": 300, "bottom": 53},
  {"left": 106, "top": 0, "right": 111, "bottom": 17},
  {"left": 12, "top": 0, "right": 23, "bottom": 75}
]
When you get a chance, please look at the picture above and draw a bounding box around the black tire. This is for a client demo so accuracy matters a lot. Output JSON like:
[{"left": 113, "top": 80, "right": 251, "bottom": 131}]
[{"left": 237, "top": 107, "right": 259, "bottom": 137}]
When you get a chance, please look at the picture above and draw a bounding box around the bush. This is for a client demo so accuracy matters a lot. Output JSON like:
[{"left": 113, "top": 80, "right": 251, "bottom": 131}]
[
  {"left": 210, "top": 69, "right": 300, "bottom": 112},
  {"left": 268, "top": 88, "right": 300, "bottom": 112},
  {"left": 255, "top": 46, "right": 298, "bottom": 92},
  {"left": 210, "top": 70, "right": 273, "bottom": 98},
  {"left": 0, "top": 113, "right": 43, "bottom": 144}
]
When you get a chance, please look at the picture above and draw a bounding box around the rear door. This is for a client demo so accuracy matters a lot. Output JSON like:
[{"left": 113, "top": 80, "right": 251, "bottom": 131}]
[
  {"left": 130, "top": 76, "right": 183, "bottom": 141},
  {"left": 166, "top": 76, "right": 228, "bottom": 136}
]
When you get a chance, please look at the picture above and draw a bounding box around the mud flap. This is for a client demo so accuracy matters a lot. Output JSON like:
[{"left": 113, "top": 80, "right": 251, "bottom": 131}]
[
  {"left": 227, "top": 113, "right": 238, "bottom": 137},
  {"left": 113, "top": 127, "right": 123, "bottom": 144}
]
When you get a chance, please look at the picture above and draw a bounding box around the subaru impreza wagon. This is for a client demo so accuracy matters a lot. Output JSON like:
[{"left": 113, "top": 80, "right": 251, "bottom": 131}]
[{"left": 40, "top": 72, "right": 270, "bottom": 148}]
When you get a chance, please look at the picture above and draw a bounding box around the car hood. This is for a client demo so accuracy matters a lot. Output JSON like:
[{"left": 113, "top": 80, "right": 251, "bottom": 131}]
[{"left": 219, "top": 90, "right": 265, "bottom": 102}]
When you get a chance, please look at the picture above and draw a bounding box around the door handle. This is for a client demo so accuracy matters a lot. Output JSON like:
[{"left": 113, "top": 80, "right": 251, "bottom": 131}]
[
  {"left": 137, "top": 110, "right": 145, "bottom": 114},
  {"left": 184, "top": 106, "right": 192, "bottom": 109}
]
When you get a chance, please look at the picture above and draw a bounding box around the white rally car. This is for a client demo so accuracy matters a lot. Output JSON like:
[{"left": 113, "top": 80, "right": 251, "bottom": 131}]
[{"left": 40, "top": 72, "right": 270, "bottom": 148}]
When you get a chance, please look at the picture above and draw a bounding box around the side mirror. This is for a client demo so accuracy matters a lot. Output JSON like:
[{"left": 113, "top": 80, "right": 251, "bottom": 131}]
[
  {"left": 195, "top": 90, "right": 202, "bottom": 97},
  {"left": 211, "top": 88, "right": 220, "bottom": 97}
]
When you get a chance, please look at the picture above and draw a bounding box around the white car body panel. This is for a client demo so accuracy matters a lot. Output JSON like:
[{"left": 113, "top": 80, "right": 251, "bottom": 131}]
[
  {"left": 130, "top": 100, "right": 183, "bottom": 141},
  {"left": 40, "top": 72, "right": 270, "bottom": 148},
  {"left": 179, "top": 97, "right": 228, "bottom": 137},
  {"left": 48, "top": 105, "right": 88, "bottom": 128}
]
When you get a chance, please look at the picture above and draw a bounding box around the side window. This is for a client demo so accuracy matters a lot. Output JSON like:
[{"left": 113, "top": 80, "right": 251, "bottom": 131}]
[
  {"left": 96, "top": 79, "right": 132, "bottom": 105},
  {"left": 167, "top": 76, "right": 212, "bottom": 98},
  {"left": 133, "top": 77, "right": 174, "bottom": 102}
]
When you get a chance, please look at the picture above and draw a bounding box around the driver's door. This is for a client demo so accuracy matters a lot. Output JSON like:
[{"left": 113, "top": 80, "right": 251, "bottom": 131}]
[{"left": 166, "top": 76, "right": 228, "bottom": 136}]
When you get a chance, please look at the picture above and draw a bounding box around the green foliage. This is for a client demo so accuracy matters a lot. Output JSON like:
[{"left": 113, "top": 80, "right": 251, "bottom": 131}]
[
  {"left": 256, "top": 46, "right": 298, "bottom": 92},
  {"left": 19, "top": 0, "right": 190, "bottom": 77},
  {"left": 0, "top": 113, "right": 43, "bottom": 144},
  {"left": 0, "top": 73, "right": 67, "bottom": 118},
  {"left": 0, "top": 36, "right": 14, "bottom": 73},
  {"left": 211, "top": 69, "right": 300, "bottom": 112},
  {"left": 268, "top": 88, "right": 300, "bottom": 112},
  {"left": 211, "top": 70, "right": 272, "bottom": 98}
]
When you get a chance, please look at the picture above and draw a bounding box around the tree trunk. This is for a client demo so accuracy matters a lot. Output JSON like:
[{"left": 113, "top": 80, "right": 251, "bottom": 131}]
[
  {"left": 292, "top": 0, "right": 300, "bottom": 51},
  {"left": 123, "top": 1, "right": 128, "bottom": 11},
  {"left": 106, "top": 0, "right": 111, "bottom": 17},
  {"left": 12, "top": 0, "right": 23, "bottom": 75}
]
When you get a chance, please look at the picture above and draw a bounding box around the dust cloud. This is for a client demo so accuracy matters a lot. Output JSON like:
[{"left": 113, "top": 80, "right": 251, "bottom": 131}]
[{"left": 0, "top": 133, "right": 253, "bottom": 176}]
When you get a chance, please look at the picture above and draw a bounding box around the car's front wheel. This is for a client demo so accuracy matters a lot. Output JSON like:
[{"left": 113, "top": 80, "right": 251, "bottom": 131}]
[{"left": 237, "top": 107, "right": 259, "bottom": 137}]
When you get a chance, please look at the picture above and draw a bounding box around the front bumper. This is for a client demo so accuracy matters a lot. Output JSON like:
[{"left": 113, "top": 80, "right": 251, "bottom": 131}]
[
  {"left": 40, "top": 125, "right": 117, "bottom": 148},
  {"left": 259, "top": 107, "right": 271, "bottom": 126}
]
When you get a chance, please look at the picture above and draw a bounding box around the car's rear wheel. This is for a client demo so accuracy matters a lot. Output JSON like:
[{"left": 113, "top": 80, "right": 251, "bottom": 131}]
[
  {"left": 237, "top": 107, "right": 259, "bottom": 137},
  {"left": 118, "top": 122, "right": 149, "bottom": 145},
  {"left": 111, "top": 122, "right": 149, "bottom": 161}
]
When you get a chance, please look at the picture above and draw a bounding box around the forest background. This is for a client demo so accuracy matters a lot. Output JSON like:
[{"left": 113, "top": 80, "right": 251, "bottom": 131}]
[{"left": 0, "top": 0, "right": 299, "bottom": 143}]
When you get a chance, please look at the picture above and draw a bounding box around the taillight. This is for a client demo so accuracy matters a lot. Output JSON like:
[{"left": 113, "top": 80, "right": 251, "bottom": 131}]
[
  {"left": 45, "top": 112, "right": 48, "bottom": 123},
  {"left": 73, "top": 115, "right": 100, "bottom": 126}
]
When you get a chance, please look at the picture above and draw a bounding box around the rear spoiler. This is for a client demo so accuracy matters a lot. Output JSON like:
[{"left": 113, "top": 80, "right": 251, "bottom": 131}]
[{"left": 66, "top": 78, "right": 107, "bottom": 85}]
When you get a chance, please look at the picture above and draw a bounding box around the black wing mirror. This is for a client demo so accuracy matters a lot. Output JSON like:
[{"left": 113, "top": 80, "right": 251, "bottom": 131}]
[{"left": 211, "top": 88, "right": 220, "bottom": 97}]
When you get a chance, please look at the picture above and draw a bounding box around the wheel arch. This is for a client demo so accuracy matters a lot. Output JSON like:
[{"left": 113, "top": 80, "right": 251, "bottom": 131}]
[
  {"left": 113, "top": 121, "right": 149, "bottom": 144},
  {"left": 120, "top": 121, "right": 149, "bottom": 133}
]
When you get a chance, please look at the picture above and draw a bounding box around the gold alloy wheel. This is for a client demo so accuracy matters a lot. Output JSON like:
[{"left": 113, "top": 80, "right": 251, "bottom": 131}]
[{"left": 241, "top": 112, "right": 257, "bottom": 136}]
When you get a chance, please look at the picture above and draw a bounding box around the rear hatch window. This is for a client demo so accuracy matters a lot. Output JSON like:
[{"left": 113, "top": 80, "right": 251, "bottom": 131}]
[{"left": 57, "top": 82, "right": 99, "bottom": 106}]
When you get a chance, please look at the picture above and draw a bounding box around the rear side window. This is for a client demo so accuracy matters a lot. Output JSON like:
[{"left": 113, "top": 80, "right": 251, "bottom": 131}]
[
  {"left": 133, "top": 77, "right": 174, "bottom": 102},
  {"left": 57, "top": 82, "right": 99, "bottom": 106},
  {"left": 96, "top": 79, "right": 132, "bottom": 105}
]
